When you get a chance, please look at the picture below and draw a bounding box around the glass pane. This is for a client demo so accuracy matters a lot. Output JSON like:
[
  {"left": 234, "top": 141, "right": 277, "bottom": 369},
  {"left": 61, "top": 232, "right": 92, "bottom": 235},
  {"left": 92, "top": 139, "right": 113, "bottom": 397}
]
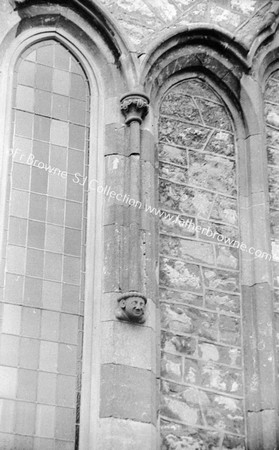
[
  {"left": 4, "top": 40, "right": 90, "bottom": 448},
  {"left": 159, "top": 79, "right": 244, "bottom": 446}
]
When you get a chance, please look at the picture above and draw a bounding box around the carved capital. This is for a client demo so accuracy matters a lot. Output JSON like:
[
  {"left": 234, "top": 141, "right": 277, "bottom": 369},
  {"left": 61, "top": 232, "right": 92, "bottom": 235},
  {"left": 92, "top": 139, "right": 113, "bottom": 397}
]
[
  {"left": 120, "top": 92, "right": 149, "bottom": 125},
  {"left": 9, "top": 0, "right": 27, "bottom": 7},
  {"left": 115, "top": 291, "right": 147, "bottom": 324}
]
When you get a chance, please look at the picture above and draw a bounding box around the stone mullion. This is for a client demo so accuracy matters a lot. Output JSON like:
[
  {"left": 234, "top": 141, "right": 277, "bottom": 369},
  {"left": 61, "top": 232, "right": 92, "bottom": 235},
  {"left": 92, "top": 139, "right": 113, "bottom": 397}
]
[{"left": 240, "top": 75, "right": 279, "bottom": 449}]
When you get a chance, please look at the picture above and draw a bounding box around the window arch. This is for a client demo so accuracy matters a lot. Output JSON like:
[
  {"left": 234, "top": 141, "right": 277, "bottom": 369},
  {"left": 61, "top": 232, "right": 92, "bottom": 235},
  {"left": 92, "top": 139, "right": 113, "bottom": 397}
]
[
  {"left": 264, "top": 69, "right": 279, "bottom": 375},
  {"left": 158, "top": 78, "right": 245, "bottom": 449},
  {"left": 1, "top": 39, "right": 90, "bottom": 449}
]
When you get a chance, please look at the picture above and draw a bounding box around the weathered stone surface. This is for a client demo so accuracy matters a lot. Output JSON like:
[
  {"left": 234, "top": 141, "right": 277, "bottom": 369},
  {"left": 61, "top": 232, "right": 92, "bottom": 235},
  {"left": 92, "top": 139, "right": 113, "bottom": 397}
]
[
  {"left": 267, "top": 146, "right": 279, "bottom": 167},
  {"left": 266, "top": 126, "right": 279, "bottom": 149},
  {"left": 274, "top": 289, "right": 279, "bottom": 313},
  {"left": 161, "top": 381, "right": 244, "bottom": 434},
  {"left": 271, "top": 70, "right": 279, "bottom": 83},
  {"left": 161, "top": 393, "right": 202, "bottom": 427},
  {"left": 274, "top": 314, "right": 279, "bottom": 343},
  {"left": 220, "top": 315, "right": 241, "bottom": 346},
  {"left": 160, "top": 212, "right": 196, "bottom": 238},
  {"left": 178, "top": 1, "right": 207, "bottom": 25},
  {"left": 265, "top": 103, "right": 279, "bottom": 128},
  {"left": 100, "top": 364, "right": 156, "bottom": 424},
  {"left": 160, "top": 234, "right": 215, "bottom": 265},
  {"left": 273, "top": 261, "right": 279, "bottom": 287},
  {"left": 103, "top": 225, "right": 121, "bottom": 291},
  {"left": 205, "top": 392, "right": 244, "bottom": 434},
  {"left": 101, "top": 321, "right": 156, "bottom": 371},
  {"left": 198, "top": 342, "right": 242, "bottom": 367},
  {"left": 235, "top": 1, "right": 272, "bottom": 46},
  {"left": 265, "top": 75, "right": 279, "bottom": 104},
  {"left": 159, "top": 287, "right": 203, "bottom": 308},
  {"left": 161, "top": 303, "right": 218, "bottom": 341},
  {"left": 161, "top": 352, "right": 183, "bottom": 382},
  {"left": 161, "top": 330, "right": 196, "bottom": 356},
  {"left": 200, "top": 360, "right": 243, "bottom": 395},
  {"left": 172, "top": 80, "right": 218, "bottom": 102},
  {"left": 161, "top": 418, "right": 245, "bottom": 449},
  {"left": 160, "top": 92, "right": 202, "bottom": 123},
  {"left": 268, "top": 166, "right": 279, "bottom": 209},
  {"left": 99, "top": 0, "right": 265, "bottom": 50},
  {"left": 188, "top": 151, "right": 236, "bottom": 196},
  {"left": 203, "top": 267, "right": 239, "bottom": 292},
  {"left": 265, "top": 72, "right": 279, "bottom": 413},
  {"left": 210, "top": 195, "right": 238, "bottom": 225},
  {"left": 160, "top": 257, "right": 202, "bottom": 292},
  {"left": 271, "top": 240, "right": 279, "bottom": 262},
  {"left": 205, "top": 290, "right": 240, "bottom": 314},
  {"left": 231, "top": 0, "right": 258, "bottom": 16},
  {"left": 197, "top": 219, "right": 238, "bottom": 242},
  {"left": 196, "top": 98, "right": 232, "bottom": 131},
  {"left": 159, "top": 180, "right": 214, "bottom": 218},
  {"left": 158, "top": 144, "right": 188, "bottom": 167},
  {"left": 1, "top": 2, "right": 277, "bottom": 449},
  {"left": 209, "top": 5, "right": 241, "bottom": 31},
  {"left": 160, "top": 162, "right": 188, "bottom": 185},
  {"left": 98, "top": 418, "right": 157, "bottom": 450},
  {"left": 105, "top": 123, "right": 126, "bottom": 156},
  {"left": 206, "top": 130, "right": 235, "bottom": 158},
  {"left": 159, "top": 117, "right": 211, "bottom": 150},
  {"left": 159, "top": 76, "right": 243, "bottom": 445},
  {"left": 215, "top": 246, "right": 239, "bottom": 270},
  {"left": 184, "top": 357, "right": 201, "bottom": 384}
]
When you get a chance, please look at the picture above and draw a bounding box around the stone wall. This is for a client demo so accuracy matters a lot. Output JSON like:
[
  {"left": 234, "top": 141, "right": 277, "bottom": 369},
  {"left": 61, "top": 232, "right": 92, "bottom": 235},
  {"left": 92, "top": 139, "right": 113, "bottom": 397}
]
[
  {"left": 0, "top": 1, "right": 279, "bottom": 449},
  {"left": 98, "top": 0, "right": 273, "bottom": 50}
]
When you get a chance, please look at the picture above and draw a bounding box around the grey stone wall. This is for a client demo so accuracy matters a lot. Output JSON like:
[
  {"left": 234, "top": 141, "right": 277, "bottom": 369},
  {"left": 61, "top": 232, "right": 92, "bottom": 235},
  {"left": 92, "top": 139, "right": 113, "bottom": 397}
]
[
  {"left": 98, "top": 0, "right": 273, "bottom": 50},
  {"left": 0, "top": 1, "right": 279, "bottom": 449}
]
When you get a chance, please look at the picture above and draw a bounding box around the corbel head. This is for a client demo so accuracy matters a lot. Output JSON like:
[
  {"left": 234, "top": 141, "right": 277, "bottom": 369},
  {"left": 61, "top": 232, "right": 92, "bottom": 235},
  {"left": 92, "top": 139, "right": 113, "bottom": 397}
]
[{"left": 116, "top": 291, "right": 147, "bottom": 324}]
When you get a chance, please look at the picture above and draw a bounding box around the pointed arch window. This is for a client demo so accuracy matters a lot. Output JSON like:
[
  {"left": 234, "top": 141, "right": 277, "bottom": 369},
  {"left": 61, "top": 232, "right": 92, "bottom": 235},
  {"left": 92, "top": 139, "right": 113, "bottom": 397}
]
[
  {"left": 2, "top": 39, "right": 90, "bottom": 448},
  {"left": 158, "top": 78, "right": 245, "bottom": 449}
]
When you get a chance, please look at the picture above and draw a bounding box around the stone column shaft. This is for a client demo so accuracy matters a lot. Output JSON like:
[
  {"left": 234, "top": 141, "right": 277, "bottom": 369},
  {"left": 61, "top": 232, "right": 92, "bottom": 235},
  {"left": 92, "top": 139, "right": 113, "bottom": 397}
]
[{"left": 120, "top": 92, "right": 149, "bottom": 292}]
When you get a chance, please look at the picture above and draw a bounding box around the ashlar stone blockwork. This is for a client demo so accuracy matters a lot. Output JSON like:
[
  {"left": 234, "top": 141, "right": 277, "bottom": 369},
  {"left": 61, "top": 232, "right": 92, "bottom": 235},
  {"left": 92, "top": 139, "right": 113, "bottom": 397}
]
[{"left": 158, "top": 79, "right": 245, "bottom": 449}]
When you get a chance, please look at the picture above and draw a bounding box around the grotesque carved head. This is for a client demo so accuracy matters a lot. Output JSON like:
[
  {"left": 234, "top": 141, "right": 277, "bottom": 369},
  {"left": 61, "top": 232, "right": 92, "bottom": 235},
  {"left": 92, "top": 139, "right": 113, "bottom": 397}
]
[{"left": 116, "top": 292, "right": 147, "bottom": 324}]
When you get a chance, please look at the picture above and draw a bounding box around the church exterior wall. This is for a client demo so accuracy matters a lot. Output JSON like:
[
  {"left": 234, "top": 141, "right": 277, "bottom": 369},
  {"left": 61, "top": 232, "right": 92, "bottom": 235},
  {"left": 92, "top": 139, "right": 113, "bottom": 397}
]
[{"left": 0, "top": 1, "right": 279, "bottom": 449}]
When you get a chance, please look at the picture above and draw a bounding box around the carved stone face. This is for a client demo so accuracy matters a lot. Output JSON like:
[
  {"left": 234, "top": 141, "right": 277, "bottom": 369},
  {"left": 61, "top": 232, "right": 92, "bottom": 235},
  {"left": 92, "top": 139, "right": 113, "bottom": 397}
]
[{"left": 123, "top": 296, "right": 146, "bottom": 321}]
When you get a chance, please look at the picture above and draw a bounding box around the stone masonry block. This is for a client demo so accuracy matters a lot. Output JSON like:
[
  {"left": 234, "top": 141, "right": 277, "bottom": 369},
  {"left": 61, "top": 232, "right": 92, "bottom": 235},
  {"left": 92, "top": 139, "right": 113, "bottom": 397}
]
[
  {"left": 247, "top": 409, "right": 277, "bottom": 450},
  {"left": 97, "top": 418, "right": 156, "bottom": 450},
  {"left": 242, "top": 284, "right": 277, "bottom": 412},
  {"left": 100, "top": 364, "right": 157, "bottom": 424},
  {"left": 103, "top": 225, "right": 121, "bottom": 292},
  {"left": 141, "top": 129, "right": 155, "bottom": 164},
  {"left": 105, "top": 123, "right": 126, "bottom": 156},
  {"left": 100, "top": 321, "right": 156, "bottom": 371}
]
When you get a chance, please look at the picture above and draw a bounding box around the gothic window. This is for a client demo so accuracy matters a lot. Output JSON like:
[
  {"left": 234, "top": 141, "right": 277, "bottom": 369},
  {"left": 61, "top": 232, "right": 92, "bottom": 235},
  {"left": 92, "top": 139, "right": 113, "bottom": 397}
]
[
  {"left": 2, "top": 39, "right": 90, "bottom": 448},
  {"left": 158, "top": 79, "right": 245, "bottom": 449},
  {"left": 265, "top": 70, "right": 279, "bottom": 365}
]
